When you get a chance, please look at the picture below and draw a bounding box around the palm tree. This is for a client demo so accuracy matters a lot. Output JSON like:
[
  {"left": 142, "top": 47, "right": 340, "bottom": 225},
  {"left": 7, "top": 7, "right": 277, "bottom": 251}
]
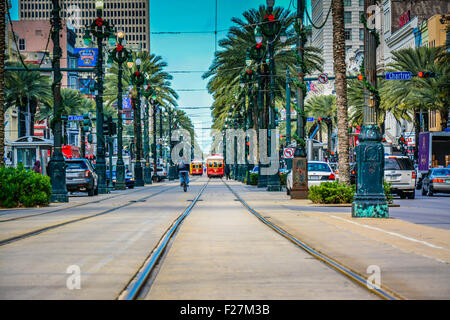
[
  {"left": 305, "top": 95, "right": 337, "bottom": 147},
  {"left": 382, "top": 46, "right": 449, "bottom": 158},
  {"left": 4, "top": 64, "right": 52, "bottom": 137},
  {"left": 204, "top": 5, "right": 324, "bottom": 132},
  {"left": 0, "top": 0, "right": 6, "bottom": 165},
  {"left": 37, "top": 88, "right": 94, "bottom": 144},
  {"left": 347, "top": 77, "right": 412, "bottom": 128},
  {"left": 331, "top": 0, "right": 350, "bottom": 184}
]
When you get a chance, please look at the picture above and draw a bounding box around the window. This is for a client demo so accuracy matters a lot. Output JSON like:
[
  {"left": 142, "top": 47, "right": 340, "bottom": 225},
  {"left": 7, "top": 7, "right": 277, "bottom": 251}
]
[
  {"left": 359, "top": 28, "right": 364, "bottom": 40},
  {"left": 344, "top": 0, "right": 352, "bottom": 6},
  {"left": 345, "top": 29, "right": 352, "bottom": 40},
  {"left": 344, "top": 11, "right": 352, "bottom": 24},
  {"left": 384, "top": 10, "right": 391, "bottom": 33},
  {"left": 18, "top": 39, "right": 25, "bottom": 50},
  {"left": 359, "top": 0, "right": 364, "bottom": 6}
]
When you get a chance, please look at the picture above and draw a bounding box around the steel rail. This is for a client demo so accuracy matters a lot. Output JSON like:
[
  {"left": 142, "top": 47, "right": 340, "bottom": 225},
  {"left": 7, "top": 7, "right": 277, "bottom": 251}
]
[
  {"left": 119, "top": 180, "right": 210, "bottom": 300},
  {"left": 0, "top": 184, "right": 182, "bottom": 247},
  {"left": 222, "top": 180, "right": 404, "bottom": 301},
  {"left": 0, "top": 184, "right": 157, "bottom": 222}
]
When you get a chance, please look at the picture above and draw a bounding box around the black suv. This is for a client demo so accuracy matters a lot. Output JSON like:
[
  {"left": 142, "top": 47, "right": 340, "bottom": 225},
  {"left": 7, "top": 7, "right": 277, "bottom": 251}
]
[{"left": 65, "top": 159, "right": 98, "bottom": 196}]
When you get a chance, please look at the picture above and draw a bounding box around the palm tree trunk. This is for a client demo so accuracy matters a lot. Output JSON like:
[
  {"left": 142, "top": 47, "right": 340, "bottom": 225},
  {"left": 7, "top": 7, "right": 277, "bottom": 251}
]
[
  {"left": 0, "top": 0, "right": 5, "bottom": 165},
  {"left": 332, "top": 0, "right": 350, "bottom": 184}
]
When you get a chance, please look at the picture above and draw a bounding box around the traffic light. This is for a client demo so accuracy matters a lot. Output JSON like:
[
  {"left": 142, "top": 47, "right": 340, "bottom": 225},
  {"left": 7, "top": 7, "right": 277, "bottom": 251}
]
[
  {"left": 82, "top": 113, "right": 92, "bottom": 133},
  {"left": 87, "top": 134, "right": 93, "bottom": 144},
  {"left": 103, "top": 116, "right": 111, "bottom": 136},
  {"left": 417, "top": 71, "right": 436, "bottom": 78},
  {"left": 109, "top": 121, "right": 117, "bottom": 136}
]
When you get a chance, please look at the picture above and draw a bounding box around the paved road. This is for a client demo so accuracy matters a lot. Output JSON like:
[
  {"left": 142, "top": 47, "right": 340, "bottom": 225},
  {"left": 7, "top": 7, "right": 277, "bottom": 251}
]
[{"left": 283, "top": 189, "right": 450, "bottom": 230}]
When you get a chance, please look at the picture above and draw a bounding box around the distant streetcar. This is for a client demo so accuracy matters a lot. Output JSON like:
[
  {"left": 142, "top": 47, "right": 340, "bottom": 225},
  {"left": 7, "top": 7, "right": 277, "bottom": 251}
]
[
  {"left": 190, "top": 160, "right": 203, "bottom": 176},
  {"left": 206, "top": 154, "right": 224, "bottom": 178}
]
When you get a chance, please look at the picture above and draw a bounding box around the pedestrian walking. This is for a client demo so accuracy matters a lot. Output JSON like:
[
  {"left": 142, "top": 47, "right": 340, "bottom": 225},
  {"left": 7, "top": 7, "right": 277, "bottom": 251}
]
[
  {"left": 225, "top": 164, "right": 231, "bottom": 180},
  {"left": 32, "top": 160, "right": 41, "bottom": 174}
]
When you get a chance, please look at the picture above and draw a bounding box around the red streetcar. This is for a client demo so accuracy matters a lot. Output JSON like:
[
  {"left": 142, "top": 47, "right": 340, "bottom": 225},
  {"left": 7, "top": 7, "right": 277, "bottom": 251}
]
[
  {"left": 190, "top": 160, "right": 203, "bottom": 176},
  {"left": 206, "top": 154, "right": 224, "bottom": 178}
]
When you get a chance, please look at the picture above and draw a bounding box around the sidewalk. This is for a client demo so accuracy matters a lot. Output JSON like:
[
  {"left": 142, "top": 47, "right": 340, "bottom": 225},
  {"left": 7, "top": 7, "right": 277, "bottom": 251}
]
[{"left": 227, "top": 181, "right": 450, "bottom": 300}]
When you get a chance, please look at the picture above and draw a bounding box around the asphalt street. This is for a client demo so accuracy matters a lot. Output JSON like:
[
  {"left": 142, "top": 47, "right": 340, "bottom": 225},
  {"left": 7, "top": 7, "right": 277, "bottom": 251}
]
[{"left": 284, "top": 189, "right": 450, "bottom": 230}]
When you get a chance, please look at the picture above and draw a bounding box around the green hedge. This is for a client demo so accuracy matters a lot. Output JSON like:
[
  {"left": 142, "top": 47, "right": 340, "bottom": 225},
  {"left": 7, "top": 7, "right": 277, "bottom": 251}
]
[
  {"left": 280, "top": 173, "right": 287, "bottom": 186},
  {"left": 249, "top": 173, "right": 258, "bottom": 185},
  {"left": 0, "top": 164, "right": 52, "bottom": 208},
  {"left": 309, "top": 181, "right": 356, "bottom": 204},
  {"left": 309, "top": 180, "right": 394, "bottom": 204}
]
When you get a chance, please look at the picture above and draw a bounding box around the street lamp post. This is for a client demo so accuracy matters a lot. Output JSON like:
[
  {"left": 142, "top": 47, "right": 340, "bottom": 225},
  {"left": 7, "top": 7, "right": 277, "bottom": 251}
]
[
  {"left": 142, "top": 85, "right": 155, "bottom": 184},
  {"left": 152, "top": 101, "right": 158, "bottom": 182},
  {"left": 260, "top": 1, "right": 283, "bottom": 191},
  {"left": 168, "top": 107, "right": 177, "bottom": 180},
  {"left": 352, "top": 0, "right": 388, "bottom": 218},
  {"left": 49, "top": 0, "right": 68, "bottom": 202},
  {"left": 290, "top": 0, "right": 309, "bottom": 199},
  {"left": 131, "top": 58, "right": 145, "bottom": 187},
  {"left": 108, "top": 30, "right": 132, "bottom": 190},
  {"left": 83, "top": 0, "right": 116, "bottom": 194},
  {"left": 285, "top": 67, "right": 292, "bottom": 170}
]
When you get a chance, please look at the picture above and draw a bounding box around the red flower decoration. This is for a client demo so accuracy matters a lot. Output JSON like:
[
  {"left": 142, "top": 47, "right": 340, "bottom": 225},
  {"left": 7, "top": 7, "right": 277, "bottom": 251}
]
[
  {"left": 256, "top": 43, "right": 262, "bottom": 49},
  {"left": 135, "top": 71, "right": 140, "bottom": 77},
  {"left": 116, "top": 45, "right": 123, "bottom": 52},
  {"left": 95, "top": 17, "right": 103, "bottom": 27},
  {"left": 246, "top": 69, "right": 253, "bottom": 75},
  {"left": 264, "top": 14, "right": 275, "bottom": 21}
]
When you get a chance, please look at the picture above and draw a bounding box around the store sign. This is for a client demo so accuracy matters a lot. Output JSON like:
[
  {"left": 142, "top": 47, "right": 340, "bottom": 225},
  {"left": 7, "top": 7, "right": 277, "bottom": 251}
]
[{"left": 75, "top": 48, "right": 98, "bottom": 67}]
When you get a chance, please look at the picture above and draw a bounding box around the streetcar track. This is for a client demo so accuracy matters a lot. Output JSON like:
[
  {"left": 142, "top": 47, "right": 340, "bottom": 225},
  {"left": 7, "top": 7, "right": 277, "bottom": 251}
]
[
  {"left": 118, "top": 179, "right": 210, "bottom": 300},
  {"left": 0, "top": 184, "right": 180, "bottom": 247},
  {"left": 0, "top": 184, "right": 160, "bottom": 222},
  {"left": 222, "top": 179, "right": 405, "bottom": 301}
]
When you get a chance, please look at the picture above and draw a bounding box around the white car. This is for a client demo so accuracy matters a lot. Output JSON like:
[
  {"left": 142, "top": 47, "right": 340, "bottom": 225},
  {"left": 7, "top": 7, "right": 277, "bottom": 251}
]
[{"left": 286, "top": 161, "right": 336, "bottom": 195}]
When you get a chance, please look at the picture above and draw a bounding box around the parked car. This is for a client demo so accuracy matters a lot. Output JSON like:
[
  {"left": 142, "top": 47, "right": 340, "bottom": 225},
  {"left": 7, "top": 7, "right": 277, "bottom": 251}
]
[
  {"left": 421, "top": 167, "right": 450, "bottom": 196},
  {"left": 106, "top": 166, "right": 135, "bottom": 189},
  {"left": 384, "top": 155, "right": 416, "bottom": 199},
  {"left": 150, "top": 166, "right": 167, "bottom": 182},
  {"left": 286, "top": 161, "right": 335, "bottom": 195},
  {"left": 65, "top": 158, "right": 98, "bottom": 196}
]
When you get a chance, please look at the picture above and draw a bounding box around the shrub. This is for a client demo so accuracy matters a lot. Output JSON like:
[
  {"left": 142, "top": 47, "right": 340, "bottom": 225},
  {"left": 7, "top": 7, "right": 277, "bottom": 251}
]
[
  {"left": 279, "top": 173, "right": 287, "bottom": 186},
  {"left": 249, "top": 173, "right": 258, "bottom": 185},
  {"left": 0, "top": 164, "right": 52, "bottom": 208},
  {"left": 384, "top": 180, "right": 393, "bottom": 204},
  {"left": 309, "top": 181, "right": 355, "bottom": 204}
]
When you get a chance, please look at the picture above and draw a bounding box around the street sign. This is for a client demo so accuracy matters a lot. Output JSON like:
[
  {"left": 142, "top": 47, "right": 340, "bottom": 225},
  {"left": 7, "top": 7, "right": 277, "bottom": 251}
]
[
  {"left": 385, "top": 72, "right": 411, "bottom": 80},
  {"left": 307, "top": 117, "right": 314, "bottom": 122},
  {"left": 318, "top": 73, "right": 328, "bottom": 84},
  {"left": 68, "top": 115, "right": 84, "bottom": 121},
  {"left": 283, "top": 148, "right": 294, "bottom": 159}
]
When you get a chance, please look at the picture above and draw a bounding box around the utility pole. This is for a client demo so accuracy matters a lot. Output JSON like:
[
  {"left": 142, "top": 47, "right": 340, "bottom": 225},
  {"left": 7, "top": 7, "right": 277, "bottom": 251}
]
[
  {"left": 49, "top": 0, "right": 68, "bottom": 202},
  {"left": 352, "top": 0, "right": 388, "bottom": 218},
  {"left": 291, "top": 0, "right": 308, "bottom": 199}
]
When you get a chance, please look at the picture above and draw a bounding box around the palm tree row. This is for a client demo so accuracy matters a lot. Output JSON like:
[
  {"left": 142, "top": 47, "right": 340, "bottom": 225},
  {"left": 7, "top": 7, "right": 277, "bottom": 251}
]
[{"left": 204, "top": 5, "right": 324, "bottom": 133}]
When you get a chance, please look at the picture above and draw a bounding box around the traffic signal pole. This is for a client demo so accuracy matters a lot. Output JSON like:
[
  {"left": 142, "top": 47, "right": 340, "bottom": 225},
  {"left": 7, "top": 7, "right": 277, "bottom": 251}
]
[{"left": 352, "top": 0, "right": 388, "bottom": 218}]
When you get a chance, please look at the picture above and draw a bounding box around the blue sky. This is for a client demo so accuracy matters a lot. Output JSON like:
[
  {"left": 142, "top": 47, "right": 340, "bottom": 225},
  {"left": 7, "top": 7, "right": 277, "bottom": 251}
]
[{"left": 10, "top": 0, "right": 310, "bottom": 154}]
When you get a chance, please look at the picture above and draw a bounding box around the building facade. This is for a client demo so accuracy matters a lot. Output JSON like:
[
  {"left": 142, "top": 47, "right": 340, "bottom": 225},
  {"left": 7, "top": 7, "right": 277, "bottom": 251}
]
[{"left": 18, "top": 0, "right": 150, "bottom": 51}]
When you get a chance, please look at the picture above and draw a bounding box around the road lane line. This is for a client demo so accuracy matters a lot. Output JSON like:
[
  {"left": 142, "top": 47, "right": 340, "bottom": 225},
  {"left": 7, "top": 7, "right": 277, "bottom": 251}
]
[{"left": 329, "top": 215, "right": 445, "bottom": 250}]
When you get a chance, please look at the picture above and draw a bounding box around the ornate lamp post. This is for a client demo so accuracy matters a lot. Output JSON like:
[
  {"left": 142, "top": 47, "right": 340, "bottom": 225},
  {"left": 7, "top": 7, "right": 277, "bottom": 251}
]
[
  {"left": 151, "top": 99, "right": 158, "bottom": 182},
  {"left": 107, "top": 30, "right": 132, "bottom": 190},
  {"left": 290, "top": 0, "right": 309, "bottom": 199},
  {"left": 49, "top": 0, "right": 68, "bottom": 202},
  {"left": 240, "top": 68, "right": 254, "bottom": 184},
  {"left": 257, "top": 0, "right": 285, "bottom": 191},
  {"left": 168, "top": 107, "right": 177, "bottom": 180},
  {"left": 142, "top": 84, "right": 156, "bottom": 184},
  {"left": 83, "top": 0, "right": 116, "bottom": 194},
  {"left": 130, "top": 58, "right": 145, "bottom": 187},
  {"left": 352, "top": 0, "right": 388, "bottom": 218}
]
